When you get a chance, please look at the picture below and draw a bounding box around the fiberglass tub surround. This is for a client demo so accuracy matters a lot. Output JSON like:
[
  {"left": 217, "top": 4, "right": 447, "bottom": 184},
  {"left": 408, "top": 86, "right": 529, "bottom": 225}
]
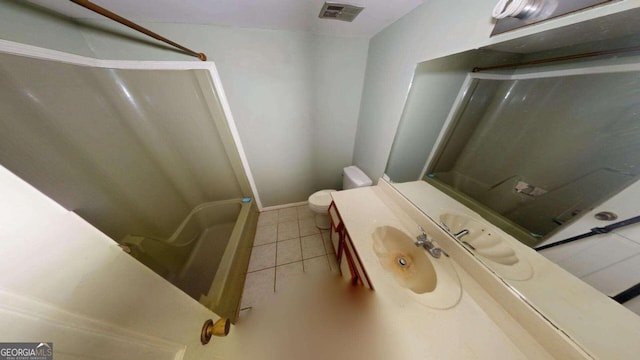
[
  {"left": 123, "top": 199, "right": 256, "bottom": 321},
  {"left": 0, "top": 53, "right": 252, "bottom": 241},
  {"left": 0, "top": 52, "right": 257, "bottom": 321}
]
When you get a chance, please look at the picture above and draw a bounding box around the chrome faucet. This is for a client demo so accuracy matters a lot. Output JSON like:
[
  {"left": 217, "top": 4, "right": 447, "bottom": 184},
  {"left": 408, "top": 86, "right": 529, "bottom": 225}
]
[
  {"left": 415, "top": 226, "right": 447, "bottom": 258},
  {"left": 442, "top": 223, "right": 475, "bottom": 250},
  {"left": 453, "top": 229, "right": 470, "bottom": 240},
  {"left": 414, "top": 225, "right": 429, "bottom": 246},
  {"left": 453, "top": 229, "right": 475, "bottom": 249},
  {"left": 441, "top": 223, "right": 470, "bottom": 240}
]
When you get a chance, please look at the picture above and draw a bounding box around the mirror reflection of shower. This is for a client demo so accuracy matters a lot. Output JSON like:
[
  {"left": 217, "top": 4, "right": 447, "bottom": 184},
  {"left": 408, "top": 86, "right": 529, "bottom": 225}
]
[{"left": 424, "top": 69, "right": 640, "bottom": 246}]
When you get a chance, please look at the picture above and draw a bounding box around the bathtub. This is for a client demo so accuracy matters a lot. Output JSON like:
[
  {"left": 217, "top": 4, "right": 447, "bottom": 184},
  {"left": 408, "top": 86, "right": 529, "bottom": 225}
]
[{"left": 122, "top": 198, "right": 258, "bottom": 322}]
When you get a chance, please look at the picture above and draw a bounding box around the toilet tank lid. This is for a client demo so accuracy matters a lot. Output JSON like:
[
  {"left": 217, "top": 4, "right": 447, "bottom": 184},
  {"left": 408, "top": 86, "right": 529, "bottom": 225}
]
[{"left": 343, "top": 166, "right": 372, "bottom": 187}]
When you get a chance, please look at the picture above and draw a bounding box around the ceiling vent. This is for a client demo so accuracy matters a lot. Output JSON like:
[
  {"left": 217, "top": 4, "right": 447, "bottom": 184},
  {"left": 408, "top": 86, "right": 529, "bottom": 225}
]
[{"left": 318, "top": 2, "right": 364, "bottom": 22}]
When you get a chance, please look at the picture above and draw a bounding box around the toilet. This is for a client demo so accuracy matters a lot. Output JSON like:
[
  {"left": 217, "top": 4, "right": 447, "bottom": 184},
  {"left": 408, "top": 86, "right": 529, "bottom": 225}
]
[{"left": 308, "top": 165, "right": 373, "bottom": 229}]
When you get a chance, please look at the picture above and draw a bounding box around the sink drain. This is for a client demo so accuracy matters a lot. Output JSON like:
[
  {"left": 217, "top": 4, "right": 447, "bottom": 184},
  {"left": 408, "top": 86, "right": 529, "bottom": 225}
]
[{"left": 397, "top": 257, "right": 408, "bottom": 267}]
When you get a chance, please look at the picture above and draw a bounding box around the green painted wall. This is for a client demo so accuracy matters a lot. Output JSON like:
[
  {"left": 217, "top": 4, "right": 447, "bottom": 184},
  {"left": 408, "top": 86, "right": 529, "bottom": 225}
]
[
  {"left": 352, "top": 0, "right": 499, "bottom": 182},
  {"left": 0, "top": 0, "right": 94, "bottom": 56}
]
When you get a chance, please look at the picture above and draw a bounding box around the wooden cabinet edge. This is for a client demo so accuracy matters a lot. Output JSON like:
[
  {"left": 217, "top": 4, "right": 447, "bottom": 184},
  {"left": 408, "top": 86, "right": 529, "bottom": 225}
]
[{"left": 328, "top": 201, "right": 374, "bottom": 290}]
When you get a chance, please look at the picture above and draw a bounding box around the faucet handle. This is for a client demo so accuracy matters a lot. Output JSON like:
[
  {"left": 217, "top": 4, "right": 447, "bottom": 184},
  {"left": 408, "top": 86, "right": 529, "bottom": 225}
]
[{"left": 416, "top": 226, "right": 429, "bottom": 243}]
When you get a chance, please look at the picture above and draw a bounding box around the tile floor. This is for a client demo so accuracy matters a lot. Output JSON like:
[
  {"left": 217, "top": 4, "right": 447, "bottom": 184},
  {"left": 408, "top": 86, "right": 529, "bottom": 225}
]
[{"left": 240, "top": 204, "right": 340, "bottom": 310}]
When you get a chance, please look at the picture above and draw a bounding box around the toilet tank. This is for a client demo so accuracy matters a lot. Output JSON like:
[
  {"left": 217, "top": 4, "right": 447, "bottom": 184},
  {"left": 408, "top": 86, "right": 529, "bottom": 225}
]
[{"left": 342, "top": 166, "right": 373, "bottom": 190}]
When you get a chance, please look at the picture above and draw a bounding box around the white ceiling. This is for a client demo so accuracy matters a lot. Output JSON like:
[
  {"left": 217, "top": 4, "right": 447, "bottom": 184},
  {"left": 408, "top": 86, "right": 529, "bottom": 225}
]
[{"left": 28, "top": 0, "right": 424, "bottom": 38}]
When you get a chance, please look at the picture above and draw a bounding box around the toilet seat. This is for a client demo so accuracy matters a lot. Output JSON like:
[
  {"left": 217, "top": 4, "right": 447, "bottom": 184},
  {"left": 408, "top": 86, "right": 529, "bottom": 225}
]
[{"left": 308, "top": 189, "right": 335, "bottom": 213}]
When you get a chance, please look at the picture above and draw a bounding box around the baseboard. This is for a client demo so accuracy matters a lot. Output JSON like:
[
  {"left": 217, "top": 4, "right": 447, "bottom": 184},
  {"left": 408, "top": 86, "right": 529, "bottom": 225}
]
[{"left": 260, "top": 201, "right": 308, "bottom": 212}]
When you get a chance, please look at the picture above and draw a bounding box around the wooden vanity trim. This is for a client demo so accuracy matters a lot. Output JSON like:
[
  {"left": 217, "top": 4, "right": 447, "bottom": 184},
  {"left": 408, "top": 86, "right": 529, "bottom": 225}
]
[
  {"left": 329, "top": 201, "right": 374, "bottom": 290},
  {"left": 344, "top": 229, "right": 374, "bottom": 290},
  {"left": 341, "top": 237, "right": 359, "bottom": 285},
  {"left": 328, "top": 201, "right": 345, "bottom": 260},
  {"left": 329, "top": 201, "right": 355, "bottom": 280}
]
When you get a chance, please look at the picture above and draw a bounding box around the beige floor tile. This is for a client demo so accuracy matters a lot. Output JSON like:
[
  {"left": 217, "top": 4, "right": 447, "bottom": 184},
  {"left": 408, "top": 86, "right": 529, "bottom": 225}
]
[
  {"left": 296, "top": 205, "right": 314, "bottom": 220},
  {"left": 303, "top": 256, "right": 330, "bottom": 274},
  {"left": 301, "top": 234, "right": 326, "bottom": 259},
  {"left": 247, "top": 243, "right": 277, "bottom": 272},
  {"left": 238, "top": 308, "right": 251, "bottom": 321},
  {"left": 299, "top": 218, "right": 320, "bottom": 237},
  {"left": 257, "top": 210, "right": 278, "bottom": 227},
  {"left": 327, "top": 254, "right": 340, "bottom": 274},
  {"left": 240, "top": 267, "right": 275, "bottom": 309},
  {"left": 278, "top": 207, "right": 298, "bottom": 222},
  {"left": 254, "top": 224, "right": 277, "bottom": 246},
  {"left": 276, "top": 238, "right": 302, "bottom": 265},
  {"left": 321, "top": 231, "right": 335, "bottom": 254},
  {"left": 278, "top": 220, "right": 299, "bottom": 241},
  {"left": 275, "top": 261, "right": 304, "bottom": 292}
]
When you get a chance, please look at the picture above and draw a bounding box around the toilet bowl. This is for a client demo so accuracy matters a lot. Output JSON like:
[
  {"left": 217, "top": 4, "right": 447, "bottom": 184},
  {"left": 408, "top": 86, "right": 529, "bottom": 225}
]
[
  {"left": 308, "top": 189, "right": 336, "bottom": 229},
  {"left": 308, "top": 166, "right": 372, "bottom": 229}
]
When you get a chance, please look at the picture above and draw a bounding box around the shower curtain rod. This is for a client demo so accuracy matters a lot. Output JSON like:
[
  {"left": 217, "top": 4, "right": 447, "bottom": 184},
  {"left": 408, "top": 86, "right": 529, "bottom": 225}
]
[
  {"left": 472, "top": 44, "right": 640, "bottom": 72},
  {"left": 69, "top": 0, "right": 207, "bottom": 61}
]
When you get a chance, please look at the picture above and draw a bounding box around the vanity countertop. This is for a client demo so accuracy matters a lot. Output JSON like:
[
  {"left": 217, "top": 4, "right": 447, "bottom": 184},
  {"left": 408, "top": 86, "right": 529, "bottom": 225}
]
[
  {"left": 331, "top": 182, "right": 587, "bottom": 359},
  {"left": 391, "top": 180, "right": 640, "bottom": 360}
]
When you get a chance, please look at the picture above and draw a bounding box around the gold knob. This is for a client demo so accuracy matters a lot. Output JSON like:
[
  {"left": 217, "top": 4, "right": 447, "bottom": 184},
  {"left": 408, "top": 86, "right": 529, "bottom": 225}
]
[{"left": 201, "top": 318, "right": 230, "bottom": 345}]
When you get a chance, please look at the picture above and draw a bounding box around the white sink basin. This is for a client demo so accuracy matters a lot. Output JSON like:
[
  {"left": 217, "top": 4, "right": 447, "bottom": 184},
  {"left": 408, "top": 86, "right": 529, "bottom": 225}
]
[
  {"left": 371, "top": 225, "right": 461, "bottom": 309},
  {"left": 439, "top": 213, "right": 532, "bottom": 281},
  {"left": 371, "top": 226, "right": 437, "bottom": 294}
]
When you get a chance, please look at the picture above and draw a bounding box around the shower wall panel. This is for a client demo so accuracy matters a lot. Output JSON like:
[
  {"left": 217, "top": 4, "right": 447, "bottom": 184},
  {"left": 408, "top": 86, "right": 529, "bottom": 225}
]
[{"left": 0, "top": 53, "right": 246, "bottom": 240}]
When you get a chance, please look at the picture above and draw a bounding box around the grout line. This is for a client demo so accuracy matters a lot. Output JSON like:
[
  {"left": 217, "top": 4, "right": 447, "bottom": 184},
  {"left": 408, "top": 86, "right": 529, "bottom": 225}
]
[
  {"left": 298, "top": 215, "right": 306, "bottom": 272},
  {"left": 252, "top": 241, "right": 276, "bottom": 248},
  {"left": 252, "top": 240, "right": 277, "bottom": 248},
  {"left": 304, "top": 254, "right": 328, "bottom": 261},
  {"left": 273, "top": 264, "right": 277, "bottom": 293},
  {"left": 297, "top": 237, "right": 304, "bottom": 270},
  {"left": 277, "top": 236, "right": 299, "bottom": 242},
  {"left": 274, "top": 215, "right": 279, "bottom": 293},
  {"left": 301, "top": 254, "right": 306, "bottom": 271},
  {"left": 276, "top": 259, "right": 304, "bottom": 267},
  {"left": 246, "top": 264, "right": 277, "bottom": 274}
]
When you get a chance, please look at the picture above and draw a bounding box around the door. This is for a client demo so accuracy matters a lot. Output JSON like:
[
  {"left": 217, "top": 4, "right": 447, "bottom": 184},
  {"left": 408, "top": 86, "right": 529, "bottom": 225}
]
[{"left": 0, "top": 164, "right": 236, "bottom": 359}]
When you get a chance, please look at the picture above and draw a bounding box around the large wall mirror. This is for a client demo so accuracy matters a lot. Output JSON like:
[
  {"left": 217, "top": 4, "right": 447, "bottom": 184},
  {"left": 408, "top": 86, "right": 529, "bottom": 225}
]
[
  {"left": 424, "top": 69, "right": 640, "bottom": 247},
  {"left": 384, "top": 8, "right": 640, "bottom": 357}
]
